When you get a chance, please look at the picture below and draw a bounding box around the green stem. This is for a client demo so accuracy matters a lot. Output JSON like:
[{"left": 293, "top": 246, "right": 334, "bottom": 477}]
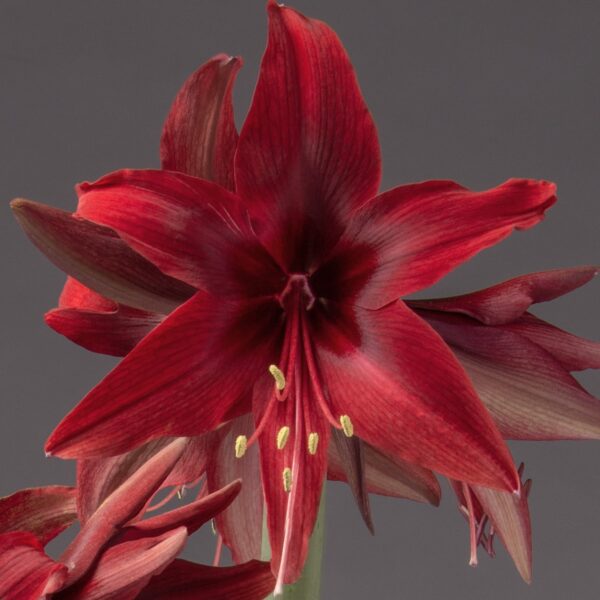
[{"left": 262, "top": 486, "right": 327, "bottom": 600}]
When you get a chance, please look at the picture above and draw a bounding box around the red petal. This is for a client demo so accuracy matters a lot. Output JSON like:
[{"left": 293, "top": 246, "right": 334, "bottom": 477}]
[
  {"left": 46, "top": 293, "right": 280, "bottom": 458},
  {"left": 77, "top": 169, "right": 283, "bottom": 298},
  {"left": 0, "top": 532, "right": 67, "bottom": 600},
  {"left": 59, "top": 528, "right": 187, "bottom": 600},
  {"left": 11, "top": 199, "right": 193, "bottom": 313},
  {"left": 60, "top": 438, "right": 187, "bottom": 587},
  {"left": 235, "top": 1, "right": 381, "bottom": 272},
  {"left": 411, "top": 266, "right": 598, "bottom": 325},
  {"left": 161, "top": 54, "right": 241, "bottom": 190},
  {"left": 206, "top": 414, "right": 264, "bottom": 563},
  {"left": 0, "top": 486, "right": 77, "bottom": 545},
  {"left": 422, "top": 311, "right": 600, "bottom": 440},
  {"left": 311, "top": 300, "right": 519, "bottom": 491},
  {"left": 314, "top": 179, "right": 556, "bottom": 309},
  {"left": 328, "top": 441, "right": 441, "bottom": 506},
  {"left": 137, "top": 558, "right": 275, "bottom": 600}
]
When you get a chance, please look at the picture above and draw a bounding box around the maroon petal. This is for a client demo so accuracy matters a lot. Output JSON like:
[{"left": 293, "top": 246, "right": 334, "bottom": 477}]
[
  {"left": 422, "top": 311, "right": 600, "bottom": 440},
  {"left": 0, "top": 486, "right": 77, "bottom": 545},
  {"left": 0, "top": 532, "right": 67, "bottom": 600},
  {"left": 11, "top": 199, "right": 193, "bottom": 313},
  {"left": 161, "top": 54, "right": 241, "bottom": 190},
  {"left": 411, "top": 266, "right": 598, "bottom": 325},
  {"left": 58, "top": 528, "right": 187, "bottom": 600},
  {"left": 312, "top": 300, "right": 519, "bottom": 491},
  {"left": 137, "top": 558, "right": 275, "bottom": 600},
  {"left": 315, "top": 179, "right": 556, "bottom": 309},
  {"left": 46, "top": 293, "right": 280, "bottom": 458},
  {"left": 328, "top": 441, "right": 441, "bottom": 506},
  {"left": 76, "top": 169, "right": 283, "bottom": 299},
  {"left": 206, "top": 414, "right": 264, "bottom": 563},
  {"left": 235, "top": 1, "right": 381, "bottom": 272}
]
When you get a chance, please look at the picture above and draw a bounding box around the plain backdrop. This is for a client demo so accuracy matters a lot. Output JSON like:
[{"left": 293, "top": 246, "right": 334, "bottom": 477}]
[{"left": 1, "top": 1, "right": 599, "bottom": 598}]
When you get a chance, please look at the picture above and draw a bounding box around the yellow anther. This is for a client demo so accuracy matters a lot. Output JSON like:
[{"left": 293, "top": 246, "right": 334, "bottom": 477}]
[
  {"left": 282, "top": 467, "right": 293, "bottom": 492},
  {"left": 276, "top": 426, "right": 290, "bottom": 450},
  {"left": 211, "top": 520, "right": 217, "bottom": 536},
  {"left": 340, "top": 415, "right": 354, "bottom": 437},
  {"left": 176, "top": 488, "right": 183, "bottom": 500},
  {"left": 307, "top": 432, "right": 319, "bottom": 455},
  {"left": 235, "top": 435, "right": 248, "bottom": 458},
  {"left": 269, "top": 364, "right": 286, "bottom": 391}
]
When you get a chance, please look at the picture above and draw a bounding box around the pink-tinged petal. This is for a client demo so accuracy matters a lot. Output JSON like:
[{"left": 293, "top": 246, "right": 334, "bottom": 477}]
[
  {"left": 311, "top": 300, "right": 519, "bottom": 491},
  {"left": 328, "top": 441, "right": 441, "bottom": 506},
  {"left": 0, "top": 486, "right": 77, "bottom": 545},
  {"left": 0, "top": 532, "right": 67, "bottom": 600},
  {"left": 471, "top": 482, "right": 533, "bottom": 583},
  {"left": 161, "top": 54, "right": 241, "bottom": 190},
  {"left": 411, "top": 266, "right": 598, "bottom": 325},
  {"left": 59, "top": 439, "right": 187, "bottom": 588},
  {"left": 77, "top": 169, "right": 283, "bottom": 299},
  {"left": 422, "top": 311, "right": 600, "bottom": 440},
  {"left": 315, "top": 179, "right": 556, "bottom": 309},
  {"left": 137, "top": 558, "right": 275, "bottom": 600},
  {"left": 58, "top": 528, "right": 187, "bottom": 600},
  {"left": 11, "top": 199, "right": 194, "bottom": 313},
  {"left": 506, "top": 312, "right": 600, "bottom": 372},
  {"left": 46, "top": 293, "right": 280, "bottom": 458},
  {"left": 235, "top": 1, "right": 381, "bottom": 272},
  {"left": 206, "top": 414, "right": 263, "bottom": 563}
]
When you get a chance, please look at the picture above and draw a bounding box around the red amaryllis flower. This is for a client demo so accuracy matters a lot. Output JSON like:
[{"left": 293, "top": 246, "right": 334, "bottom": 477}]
[
  {"left": 0, "top": 439, "right": 274, "bottom": 599},
  {"left": 12, "top": 0, "right": 559, "bottom": 589}
]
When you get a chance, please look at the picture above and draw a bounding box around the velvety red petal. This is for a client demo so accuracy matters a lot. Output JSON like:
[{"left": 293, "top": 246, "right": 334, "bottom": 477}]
[
  {"left": 11, "top": 199, "right": 194, "bottom": 313},
  {"left": 0, "top": 486, "right": 77, "bottom": 545},
  {"left": 161, "top": 54, "right": 241, "bottom": 190},
  {"left": 235, "top": 1, "right": 381, "bottom": 273},
  {"left": 314, "top": 179, "right": 556, "bottom": 309},
  {"left": 0, "top": 532, "right": 67, "bottom": 600},
  {"left": 311, "top": 300, "right": 519, "bottom": 491},
  {"left": 206, "top": 414, "right": 263, "bottom": 563},
  {"left": 46, "top": 293, "right": 280, "bottom": 458},
  {"left": 76, "top": 169, "right": 283, "bottom": 299},
  {"left": 137, "top": 558, "right": 275, "bottom": 600},
  {"left": 58, "top": 528, "right": 187, "bottom": 600},
  {"left": 328, "top": 440, "right": 441, "bottom": 506},
  {"left": 422, "top": 311, "right": 600, "bottom": 440},
  {"left": 411, "top": 266, "right": 598, "bottom": 325}
]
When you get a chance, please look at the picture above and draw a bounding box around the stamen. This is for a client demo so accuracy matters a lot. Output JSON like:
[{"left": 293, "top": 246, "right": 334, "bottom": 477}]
[
  {"left": 282, "top": 467, "right": 293, "bottom": 492},
  {"left": 340, "top": 415, "right": 354, "bottom": 437},
  {"left": 277, "top": 426, "right": 291, "bottom": 450},
  {"left": 269, "top": 364, "right": 286, "bottom": 391},
  {"left": 462, "top": 483, "right": 479, "bottom": 567},
  {"left": 234, "top": 435, "right": 248, "bottom": 458},
  {"left": 307, "top": 432, "right": 319, "bottom": 455}
]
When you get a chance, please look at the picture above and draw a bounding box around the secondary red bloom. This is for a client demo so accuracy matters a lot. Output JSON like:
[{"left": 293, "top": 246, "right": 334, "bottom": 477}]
[
  {"left": 0, "top": 439, "right": 274, "bottom": 599},
  {"left": 12, "top": 0, "right": 560, "bottom": 588}
]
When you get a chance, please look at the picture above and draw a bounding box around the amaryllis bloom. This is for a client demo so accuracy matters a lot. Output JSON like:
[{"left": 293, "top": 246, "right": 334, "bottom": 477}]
[
  {"left": 12, "top": 0, "right": 565, "bottom": 590},
  {"left": 0, "top": 439, "right": 274, "bottom": 599}
]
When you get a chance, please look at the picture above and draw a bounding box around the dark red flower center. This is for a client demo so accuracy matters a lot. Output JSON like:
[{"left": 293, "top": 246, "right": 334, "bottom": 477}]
[{"left": 277, "top": 273, "right": 316, "bottom": 311}]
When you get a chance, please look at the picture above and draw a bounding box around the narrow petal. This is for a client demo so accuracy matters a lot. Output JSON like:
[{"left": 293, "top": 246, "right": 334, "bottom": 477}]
[
  {"left": 59, "top": 528, "right": 187, "bottom": 600},
  {"left": 422, "top": 311, "right": 600, "bottom": 440},
  {"left": 0, "top": 486, "right": 77, "bottom": 545},
  {"left": 76, "top": 169, "right": 283, "bottom": 298},
  {"left": 328, "top": 441, "right": 441, "bottom": 506},
  {"left": 11, "top": 199, "right": 193, "bottom": 313},
  {"left": 0, "top": 532, "right": 67, "bottom": 600},
  {"left": 311, "top": 300, "right": 519, "bottom": 491},
  {"left": 161, "top": 54, "right": 241, "bottom": 190},
  {"left": 314, "top": 179, "right": 556, "bottom": 308},
  {"left": 206, "top": 414, "right": 264, "bottom": 563},
  {"left": 137, "top": 558, "right": 275, "bottom": 600},
  {"left": 411, "top": 266, "right": 598, "bottom": 325},
  {"left": 46, "top": 293, "right": 280, "bottom": 458},
  {"left": 235, "top": 1, "right": 381, "bottom": 272}
]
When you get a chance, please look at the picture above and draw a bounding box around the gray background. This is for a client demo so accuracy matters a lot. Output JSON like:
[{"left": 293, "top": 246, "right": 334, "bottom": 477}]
[{"left": 1, "top": 1, "right": 599, "bottom": 598}]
